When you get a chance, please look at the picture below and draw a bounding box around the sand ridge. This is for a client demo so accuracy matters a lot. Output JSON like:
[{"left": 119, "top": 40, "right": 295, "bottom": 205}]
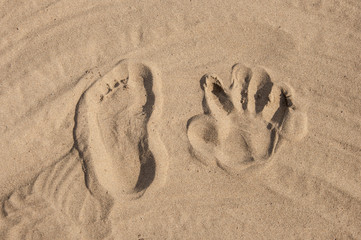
[
  {"left": 1, "top": 0, "right": 361, "bottom": 239},
  {"left": 1, "top": 59, "right": 168, "bottom": 239}
]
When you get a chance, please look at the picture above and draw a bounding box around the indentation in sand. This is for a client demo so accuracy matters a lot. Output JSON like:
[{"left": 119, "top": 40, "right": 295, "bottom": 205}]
[
  {"left": 0, "top": 59, "right": 168, "bottom": 239},
  {"left": 74, "top": 59, "right": 168, "bottom": 200},
  {"left": 187, "top": 63, "right": 308, "bottom": 175}
]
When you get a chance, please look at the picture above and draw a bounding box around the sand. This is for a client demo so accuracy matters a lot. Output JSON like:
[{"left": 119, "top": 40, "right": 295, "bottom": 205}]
[{"left": 0, "top": 0, "right": 360, "bottom": 239}]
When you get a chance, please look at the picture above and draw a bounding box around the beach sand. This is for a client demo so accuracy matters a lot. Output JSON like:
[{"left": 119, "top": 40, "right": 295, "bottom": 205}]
[{"left": 0, "top": 0, "right": 360, "bottom": 239}]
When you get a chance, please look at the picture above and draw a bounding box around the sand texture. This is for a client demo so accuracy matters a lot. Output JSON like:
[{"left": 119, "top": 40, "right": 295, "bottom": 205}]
[{"left": 0, "top": 0, "right": 361, "bottom": 239}]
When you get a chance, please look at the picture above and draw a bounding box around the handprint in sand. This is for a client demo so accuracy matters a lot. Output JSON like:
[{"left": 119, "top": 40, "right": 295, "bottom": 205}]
[{"left": 187, "top": 64, "right": 308, "bottom": 174}]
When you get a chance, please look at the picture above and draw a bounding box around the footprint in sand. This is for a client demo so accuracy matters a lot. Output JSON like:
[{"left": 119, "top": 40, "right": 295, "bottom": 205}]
[
  {"left": 75, "top": 59, "right": 168, "bottom": 200},
  {"left": 187, "top": 64, "right": 308, "bottom": 175},
  {"left": 0, "top": 59, "right": 168, "bottom": 239}
]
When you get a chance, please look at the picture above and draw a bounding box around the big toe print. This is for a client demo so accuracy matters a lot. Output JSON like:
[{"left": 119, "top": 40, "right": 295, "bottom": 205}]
[{"left": 187, "top": 64, "right": 308, "bottom": 175}]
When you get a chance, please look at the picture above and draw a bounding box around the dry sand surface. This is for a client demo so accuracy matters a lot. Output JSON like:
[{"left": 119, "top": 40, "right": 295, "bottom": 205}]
[{"left": 0, "top": 0, "right": 360, "bottom": 239}]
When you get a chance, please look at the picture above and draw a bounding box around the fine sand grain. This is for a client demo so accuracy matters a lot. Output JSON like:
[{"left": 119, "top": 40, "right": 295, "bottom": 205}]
[{"left": 1, "top": 0, "right": 361, "bottom": 239}]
